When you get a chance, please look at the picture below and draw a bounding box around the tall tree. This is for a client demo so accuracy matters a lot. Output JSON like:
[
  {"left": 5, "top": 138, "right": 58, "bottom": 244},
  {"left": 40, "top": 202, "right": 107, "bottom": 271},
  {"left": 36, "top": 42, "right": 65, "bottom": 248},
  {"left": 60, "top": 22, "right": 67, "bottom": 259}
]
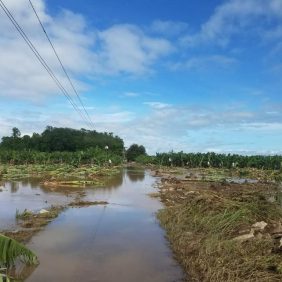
[
  {"left": 12, "top": 127, "right": 21, "bottom": 138},
  {"left": 126, "top": 144, "right": 146, "bottom": 161}
]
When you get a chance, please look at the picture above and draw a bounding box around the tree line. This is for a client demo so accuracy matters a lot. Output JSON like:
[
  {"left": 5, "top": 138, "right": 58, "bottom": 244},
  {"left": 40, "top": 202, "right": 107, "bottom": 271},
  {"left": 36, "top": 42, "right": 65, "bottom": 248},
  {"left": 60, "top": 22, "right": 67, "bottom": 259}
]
[
  {"left": 0, "top": 126, "right": 124, "bottom": 154},
  {"left": 0, "top": 127, "right": 125, "bottom": 165},
  {"left": 1, "top": 127, "right": 281, "bottom": 169}
]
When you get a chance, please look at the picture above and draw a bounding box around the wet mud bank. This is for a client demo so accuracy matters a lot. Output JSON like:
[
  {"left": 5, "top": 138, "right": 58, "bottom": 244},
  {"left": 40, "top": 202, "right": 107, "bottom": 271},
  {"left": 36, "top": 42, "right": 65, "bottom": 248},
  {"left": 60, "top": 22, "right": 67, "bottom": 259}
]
[{"left": 153, "top": 167, "right": 282, "bottom": 282}]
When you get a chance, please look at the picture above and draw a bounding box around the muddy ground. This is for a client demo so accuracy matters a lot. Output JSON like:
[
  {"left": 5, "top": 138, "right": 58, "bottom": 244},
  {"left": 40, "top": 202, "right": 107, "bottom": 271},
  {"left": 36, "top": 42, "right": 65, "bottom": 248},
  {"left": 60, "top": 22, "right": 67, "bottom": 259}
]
[{"left": 152, "top": 167, "right": 282, "bottom": 282}]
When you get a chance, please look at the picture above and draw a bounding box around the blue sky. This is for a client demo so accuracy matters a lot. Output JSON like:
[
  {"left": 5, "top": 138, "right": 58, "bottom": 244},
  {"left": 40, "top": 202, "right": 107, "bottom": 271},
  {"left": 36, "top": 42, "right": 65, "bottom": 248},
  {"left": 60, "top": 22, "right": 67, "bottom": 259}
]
[{"left": 0, "top": 0, "right": 282, "bottom": 154}]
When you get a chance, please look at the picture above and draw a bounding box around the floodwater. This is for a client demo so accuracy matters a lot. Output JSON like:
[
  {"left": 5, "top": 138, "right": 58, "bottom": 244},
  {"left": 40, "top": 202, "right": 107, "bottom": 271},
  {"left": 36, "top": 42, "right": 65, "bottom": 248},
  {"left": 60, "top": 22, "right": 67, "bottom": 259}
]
[
  {"left": 1, "top": 168, "right": 184, "bottom": 281},
  {"left": 0, "top": 179, "right": 82, "bottom": 230}
]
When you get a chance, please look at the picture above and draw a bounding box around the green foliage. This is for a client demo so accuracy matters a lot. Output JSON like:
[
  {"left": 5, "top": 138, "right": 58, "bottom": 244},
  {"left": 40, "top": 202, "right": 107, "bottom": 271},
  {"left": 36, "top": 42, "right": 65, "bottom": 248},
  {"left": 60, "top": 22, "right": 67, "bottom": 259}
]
[
  {"left": 16, "top": 209, "right": 33, "bottom": 220},
  {"left": 126, "top": 144, "right": 146, "bottom": 161},
  {"left": 0, "top": 126, "right": 124, "bottom": 154},
  {"left": 12, "top": 128, "right": 21, "bottom": 138},
  {"left": 135, "top": 151, "right": 282, "bottom": 170},
  {"left": 0, "top": 234, "right": 37, "bottom": 268},
  {"left": 0, "top": 126, "right": 124, "bottom": 166},
  {"left": 135, "top": 154, "right": 155, "bottom": 164},
  {"left": 0, "top": 147, "right": 123, "bottom": 166}
]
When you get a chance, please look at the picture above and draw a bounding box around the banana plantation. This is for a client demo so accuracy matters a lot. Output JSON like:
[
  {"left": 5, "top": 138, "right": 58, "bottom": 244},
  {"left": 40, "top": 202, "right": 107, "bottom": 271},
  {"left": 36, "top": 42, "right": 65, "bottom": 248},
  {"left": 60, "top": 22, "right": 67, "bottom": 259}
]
[{"left": 137, "top": 152, "right": 282, "bottom": 170}]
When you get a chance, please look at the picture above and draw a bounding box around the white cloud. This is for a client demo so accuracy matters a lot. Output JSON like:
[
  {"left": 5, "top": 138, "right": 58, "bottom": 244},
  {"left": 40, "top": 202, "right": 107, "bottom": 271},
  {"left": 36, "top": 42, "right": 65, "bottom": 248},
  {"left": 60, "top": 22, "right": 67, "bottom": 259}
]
[
  {"left": 122, "top": 92, "right": 140, "bottom": 98},
  {"left": 98, "top": 24, "right": 173, "bottom": 75},
  {"left": 170, "top": 55, "right": 237, "bottom": 71},
  {"left": 181, "top": 0, "right": 282, "bottom": 47},
  {"left": 1, "top": 0, "right": 281, "bottom": 155},
  {"left": 0, "top": 0, "right": 96, "bottom": 101},
  {"left": 92, "top": 111, "right": 135, "bottom": 123},
  {"left": 0, "top": 0, "right": 173, "bottom": 102},
  {"left": 241, "top": 122, "right": 282, "bottom": 131},
  {"left": 1, "top": 101, "right": 282, "bottom": 154},
  {"left": 143, "top": 102, "right": 171, "bottom": 109}
]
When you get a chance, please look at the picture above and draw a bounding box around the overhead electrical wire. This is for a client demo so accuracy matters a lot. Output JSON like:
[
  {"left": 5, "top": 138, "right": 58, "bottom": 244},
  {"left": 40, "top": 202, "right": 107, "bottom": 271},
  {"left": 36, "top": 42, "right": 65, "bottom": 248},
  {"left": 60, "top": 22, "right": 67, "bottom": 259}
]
[
  {"left": 28, "top": 0, "right": 95, "bottom": 129},
  {"left": 0, "top": 0, "right": 92, "bottom": 129}
]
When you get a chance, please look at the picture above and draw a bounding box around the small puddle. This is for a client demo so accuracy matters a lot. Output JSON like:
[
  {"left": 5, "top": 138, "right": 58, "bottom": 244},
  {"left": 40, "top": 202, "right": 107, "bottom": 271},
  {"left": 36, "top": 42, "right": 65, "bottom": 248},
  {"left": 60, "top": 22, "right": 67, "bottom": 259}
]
[{"left": 1, "top": 168, "right": 184, "bottom": 281}]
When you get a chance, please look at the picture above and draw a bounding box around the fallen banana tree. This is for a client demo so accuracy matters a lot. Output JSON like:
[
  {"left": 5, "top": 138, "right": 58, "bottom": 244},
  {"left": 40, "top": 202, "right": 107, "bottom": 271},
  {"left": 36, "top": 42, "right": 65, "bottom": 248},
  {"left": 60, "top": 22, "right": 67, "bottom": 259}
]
[{"left": 0, "top": 234, "right": 38, "bottom": 281}]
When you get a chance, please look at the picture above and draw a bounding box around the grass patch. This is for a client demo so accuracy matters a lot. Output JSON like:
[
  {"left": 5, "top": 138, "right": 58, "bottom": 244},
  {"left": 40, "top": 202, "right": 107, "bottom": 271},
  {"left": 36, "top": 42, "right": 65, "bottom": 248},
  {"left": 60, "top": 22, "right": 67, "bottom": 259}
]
[
  {"left": 69, "top": 200, "right": 108, "bottom": 207},
  {"left": 15, "top": 209, "right": 33, "bottom": 220}
]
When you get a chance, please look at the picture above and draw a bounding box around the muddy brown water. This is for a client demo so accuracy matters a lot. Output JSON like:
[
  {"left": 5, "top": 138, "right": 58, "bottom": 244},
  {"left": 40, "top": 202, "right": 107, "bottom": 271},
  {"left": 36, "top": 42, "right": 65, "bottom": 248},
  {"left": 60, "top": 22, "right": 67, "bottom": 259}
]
[{"left": 1, "top": 168, "right": 184, "bottom": 281}]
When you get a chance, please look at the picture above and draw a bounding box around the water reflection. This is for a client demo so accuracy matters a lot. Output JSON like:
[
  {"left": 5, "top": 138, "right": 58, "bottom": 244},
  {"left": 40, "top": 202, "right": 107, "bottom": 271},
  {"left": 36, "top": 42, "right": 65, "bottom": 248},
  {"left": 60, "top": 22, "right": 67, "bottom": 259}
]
[
  {"left": 25, "top": 169, "right": 183, "bottom": 282},
  {"left": 8, "top": 262, "right": 37, "bottom": 281},
  {"left": 10, "top": 182, "right": 20, "bottom": 193},
  {"left": 126, "top": 167, "right": 145, "bottom": 182},
  {"left": 1, "top": 168, "right": 183, "bottom": 281},
  {"left": 103, "top": 170, "right": 124, "bottom": 189}
]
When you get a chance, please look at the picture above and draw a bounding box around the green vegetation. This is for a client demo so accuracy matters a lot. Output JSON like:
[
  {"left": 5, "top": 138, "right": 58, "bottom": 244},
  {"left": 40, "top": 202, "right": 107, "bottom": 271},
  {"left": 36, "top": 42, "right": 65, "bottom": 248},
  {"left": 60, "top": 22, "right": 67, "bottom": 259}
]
[
  {"left": 126, "top": 144, "right": 146, "bottom": 161},
  {"left": 14, "top": 206, "right": 64, "bottom": 231},
  {"left": 16, "top": 209, "right": 33, "bottom": 220},
  {"left": 0, "top": 147, "right": 123, "bottom": 166},
  {"left": 1, "top": 126, "right": 123, "bottom": 153},
  {"left": 0, "top": 234, "right": 37, "bottom": 281},
  {"left": 0, "top": 127, "right": 124, "bottom": 166},
  {"left": 136, "top": 151, "right": 282, "bottom": 170}
]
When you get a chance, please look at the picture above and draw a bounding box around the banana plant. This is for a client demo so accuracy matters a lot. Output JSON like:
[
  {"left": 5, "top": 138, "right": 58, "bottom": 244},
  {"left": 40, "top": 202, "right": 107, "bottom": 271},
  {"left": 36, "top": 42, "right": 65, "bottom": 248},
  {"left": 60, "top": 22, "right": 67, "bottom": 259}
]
[{"left": 0, "top": 234, "right": 38, "bottom": 281}]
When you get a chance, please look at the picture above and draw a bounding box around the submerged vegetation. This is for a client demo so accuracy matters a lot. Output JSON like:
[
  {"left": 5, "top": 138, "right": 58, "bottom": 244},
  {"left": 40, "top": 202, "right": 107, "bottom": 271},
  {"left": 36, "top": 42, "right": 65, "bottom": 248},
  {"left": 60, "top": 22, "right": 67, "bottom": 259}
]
[
  {"left": 0, "top": 164, "right": 120, "bottom": 182},
  {"left": 0, "top": 234, "right": 37, "bottom": 264}
]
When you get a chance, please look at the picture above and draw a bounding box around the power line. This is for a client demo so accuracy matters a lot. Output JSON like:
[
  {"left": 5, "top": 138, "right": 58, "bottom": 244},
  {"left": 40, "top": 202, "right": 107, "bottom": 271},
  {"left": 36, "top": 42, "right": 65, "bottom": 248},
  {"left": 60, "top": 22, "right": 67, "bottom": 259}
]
[
  {"left": 0, "top": 0, "right": 92, "bottom": 128},
  {"left": 28, "top": 0, "right": 95, "bottom": 129}
]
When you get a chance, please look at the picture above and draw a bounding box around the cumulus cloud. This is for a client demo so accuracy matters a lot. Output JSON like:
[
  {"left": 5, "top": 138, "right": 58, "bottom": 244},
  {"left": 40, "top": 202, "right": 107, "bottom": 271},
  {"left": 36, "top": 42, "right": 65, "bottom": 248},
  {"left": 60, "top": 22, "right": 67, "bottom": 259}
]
[
  {"left": 181, "top": 0, "right": 282, "bottom": 47},
  {"left": 1, "top": 0, "right": 281, "bottom": 154},
  {"left": 98, "top": 24, "right": 173, "bottom": 75},
  {"left": 1, "top": 100, "right": 282, "bottom": 154},
  {"left": 76, "top": 102, "right": 282, "bottom": 154},
  {"left": 0, "top": 0, "right": 173, "bottom": 101},
  {"left": 0, "top": 0, "right": 96, "bottom": 101},
  {"left": 170, "top": 55, "right": 237, "bottom": 71}
]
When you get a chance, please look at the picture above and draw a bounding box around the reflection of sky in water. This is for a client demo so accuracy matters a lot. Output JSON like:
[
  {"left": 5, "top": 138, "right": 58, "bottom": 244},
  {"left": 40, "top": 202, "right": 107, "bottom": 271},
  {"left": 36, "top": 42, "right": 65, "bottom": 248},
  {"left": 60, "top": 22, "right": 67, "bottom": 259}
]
[
  {"left": 0, "top": 179, "right": 80, "bottom": 230},
  {"left": 0, "top": 168, "right": 183, "bottom": 281},
  {"left": 11, "top": 168, "right": 183, "bottom": 282},
  {"left": 0, "top": 168, "right": 150, "bottom": 230}
]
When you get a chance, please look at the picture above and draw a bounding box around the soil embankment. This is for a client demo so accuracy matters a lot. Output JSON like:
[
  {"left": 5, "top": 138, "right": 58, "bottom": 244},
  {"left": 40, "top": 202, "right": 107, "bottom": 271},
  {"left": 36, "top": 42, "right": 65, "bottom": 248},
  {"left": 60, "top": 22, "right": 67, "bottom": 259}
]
[{"left": 153, "top": 167, "right": 282, "bottom": 281}]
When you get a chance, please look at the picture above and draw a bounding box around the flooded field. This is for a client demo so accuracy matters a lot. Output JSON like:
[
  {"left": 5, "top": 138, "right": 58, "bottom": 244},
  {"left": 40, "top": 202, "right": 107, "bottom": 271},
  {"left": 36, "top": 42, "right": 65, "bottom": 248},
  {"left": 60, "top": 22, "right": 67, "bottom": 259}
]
[{"left": 0, "top": 168, "right": 184, "bottom": 281}]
